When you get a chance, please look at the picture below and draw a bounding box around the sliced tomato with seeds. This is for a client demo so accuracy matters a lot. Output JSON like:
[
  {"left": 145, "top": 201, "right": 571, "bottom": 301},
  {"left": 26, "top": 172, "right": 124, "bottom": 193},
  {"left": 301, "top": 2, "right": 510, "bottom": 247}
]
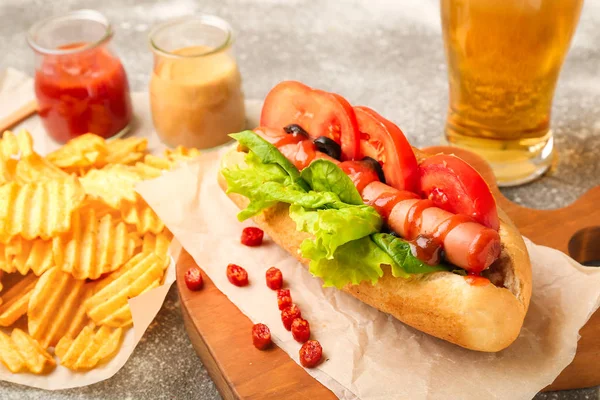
[
  {"left": 252, "top": 323, "right": 272, "bottom": 350},
  {"left": 226, "top": 263, "right": 249, "bottom": 287},
  {"left": 260, "top": 81, "right": 360, "bottom": 160},
  {"left": 299, "top": 340, "right": 323, "bottom": 368},
  {"left": 265, "top": 267, "right": 283, "bottom": 290},
  {"left": 355, "top": 106, "right": 419, "bottom": 192},
  {"left": 418, "top": 154, "right": 500, "bottom": 231}
]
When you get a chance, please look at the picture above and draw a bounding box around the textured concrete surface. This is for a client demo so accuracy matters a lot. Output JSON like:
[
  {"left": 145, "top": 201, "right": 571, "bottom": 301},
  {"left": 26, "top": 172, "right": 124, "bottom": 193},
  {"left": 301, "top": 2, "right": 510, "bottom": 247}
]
[{"left": 0, "top": 0, "right": 599, "bottom": 399}]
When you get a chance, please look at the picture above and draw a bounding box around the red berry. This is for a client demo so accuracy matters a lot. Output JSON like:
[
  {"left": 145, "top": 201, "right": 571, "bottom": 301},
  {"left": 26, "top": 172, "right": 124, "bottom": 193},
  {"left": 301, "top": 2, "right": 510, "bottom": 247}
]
[
  {"left": 277, "top": 289, "right": 292, "bottom": 310},
  {"left": 265, "top": 267, "right": 283, "bottom": 290},
  {"left": 252, "top": 323, "right": 272, "bottom": 350},
  {"left": 291, "top": 318, "right": 310, "bottom": 343},
  {"left": 281, "top": 304, "right": 301, "bottom": 331},
  {"left": 241, "top": 227, "right": 264, "bottom": 246},
  {"left": 299, "top": 340, "right": 322, "bottom": 368},
  {"left": 226, "top": 263, "right": 249, "bottom": 287},
  {"left": 184, "top": 266, "right": 203, "bottom": 291}
]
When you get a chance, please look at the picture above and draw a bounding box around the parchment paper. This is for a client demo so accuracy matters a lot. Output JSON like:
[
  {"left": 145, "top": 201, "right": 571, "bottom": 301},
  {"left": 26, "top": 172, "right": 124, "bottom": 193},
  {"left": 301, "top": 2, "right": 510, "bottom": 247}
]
[
  {"left": 138, "top": 149, "right": 600, "bottom": 400},
  {"left": 0, "top": 69, "right": 177, "bottom": 390}
]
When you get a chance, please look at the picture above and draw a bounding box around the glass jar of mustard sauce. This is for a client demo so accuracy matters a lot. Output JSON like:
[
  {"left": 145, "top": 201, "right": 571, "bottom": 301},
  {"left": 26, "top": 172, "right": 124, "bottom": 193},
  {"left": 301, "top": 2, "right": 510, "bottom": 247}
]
[{"left": 149, "top": 15, "right": 246, "bottom": 149}]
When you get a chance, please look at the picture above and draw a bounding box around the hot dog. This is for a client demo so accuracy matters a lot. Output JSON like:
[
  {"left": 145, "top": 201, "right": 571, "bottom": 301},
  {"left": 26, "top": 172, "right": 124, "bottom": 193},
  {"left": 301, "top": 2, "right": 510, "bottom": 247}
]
[{"left": 219, "top": 81, "right": 532, "bottom": 352}]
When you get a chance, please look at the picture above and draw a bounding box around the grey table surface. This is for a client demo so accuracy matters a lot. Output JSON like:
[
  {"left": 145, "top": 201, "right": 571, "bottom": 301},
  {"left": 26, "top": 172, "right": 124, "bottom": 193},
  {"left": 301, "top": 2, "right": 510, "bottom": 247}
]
[{"left": 1, "top": 0, "right": 599, "bottom": 399}]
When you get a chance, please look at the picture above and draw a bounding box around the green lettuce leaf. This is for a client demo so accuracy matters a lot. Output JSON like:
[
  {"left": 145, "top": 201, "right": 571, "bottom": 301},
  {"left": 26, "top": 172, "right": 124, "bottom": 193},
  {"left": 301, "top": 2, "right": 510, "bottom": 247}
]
[
  {"left": 290, "top": 204, "right": 382, "bottom": 259},
  {"left": 300, "top": 159, "right": 363, "bottom": 205},
  {"left": 229, "top": 131, "right": 309, "bottom": 191},
  {"left": 305, "top": 236, "right": 392, "bottom": 288},
  {"left": 371, "top": 233, "right": 451, "bottom": 277}
]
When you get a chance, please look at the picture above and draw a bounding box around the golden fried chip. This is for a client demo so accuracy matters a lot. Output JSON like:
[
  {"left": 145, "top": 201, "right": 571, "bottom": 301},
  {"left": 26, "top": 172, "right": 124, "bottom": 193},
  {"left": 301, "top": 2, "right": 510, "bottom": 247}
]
[
  {"left": 0, "top": 270, "right": 3, "bottom": 294},
  {"left": 15, "top": 152, "right": 70, "bottom": 184},
  {"left": 133, "top": 161, "right": 164, "bottom": 179},
  {"left": 142, "top": 154, "right": 173, "bottom": 170},
  {"left": 3, "top": 237, "right": 53, "bottom": 276},
  {"left": 46, "top": 133, "right": 107, "bottom": 170},
  {"left": 0, "top": 273, "right": 37, "bottom": 326},
  {"left": 56, "top": 325, "right": 123, "bottom": 371},
  {"left": 121, "top": 198, "right": 164, "bottom": 235},
  {"left": 85, "top": 252, "right": 164, "bottom": 328},
  {"left": 53, "top": 206, "right": 136, "bottom": 280},
  {"left": 10, "top": 328, "right": 56, "bottom": 374},
  {"left": 102, "top": 137, "right": 147, "bottom": 166},
  {"left": 0, "top": 330, "right": 26, "bottom": 373},
  {"left": 1, "top": 130, "right": 34, "bottom": 160},
  {"left": 28, "top": 267, "right": 92, "bottom": 348},
  {"left": 0, "top": 152, "right": 17, "bottom": 185},
  {"left": 0, "top": 178, "right": 85, "bottom": 241},
  {"left": 80, "top": 166, "right": 142, "bottom": 209},
  {"left": 164, "top": 145, "right": 200, "bottom": 162},
  {"left": 141, "top": 230, "right": 173, "bottom": 269}
]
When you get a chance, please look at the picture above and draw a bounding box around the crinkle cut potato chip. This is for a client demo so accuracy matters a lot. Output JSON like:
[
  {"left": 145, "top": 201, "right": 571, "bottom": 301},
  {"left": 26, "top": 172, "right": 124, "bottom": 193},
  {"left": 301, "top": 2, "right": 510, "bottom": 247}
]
[
  {"left": 102, "top": 137, "right": 147, "bottom": 166},
  {"left": 0, "top": 152, "right": 17, "bottom": 185},
  {"left": 142, "top": 154, "right": 173, "bottom": 170},
  {"left": 55, "top": 325, "right": 123, "bottom": 371},
  {"left": 80, "top": 166, "right": 142, "bottom": 209},
  {"left": 141, "top": 230, "right": 173, "bottom": 269},
  {"left": 28, "top": 267, "right": 93, "bottom": 348},
  {"left": 46, "top": 133, "right": 107, "bottom": 170},
  {"left": 15, "top": 152, "right": 69, "bottom": 184},
  {"left": 85, "top": 252, "right": 164, "bottom": 328},
  {"left": 3, "top": 237, "right": 53, "bottom": 276},
  {"left": 0, "top": 273, "right": 37, "bottom": 326},
  {"left": 1, "top": 130, "right": 34, "bottom": 160},
  {"left": 53, "top": 205, "right": 136, "bottom": 280},
  {"left": 0, "top": 178, "right": 85, "bottom": 241},
  {"left": 121, "top": 197, "right": 165, "bottom": 235},
  {"left": 0, "top": 328, "right": 56, "bottom": 374}
]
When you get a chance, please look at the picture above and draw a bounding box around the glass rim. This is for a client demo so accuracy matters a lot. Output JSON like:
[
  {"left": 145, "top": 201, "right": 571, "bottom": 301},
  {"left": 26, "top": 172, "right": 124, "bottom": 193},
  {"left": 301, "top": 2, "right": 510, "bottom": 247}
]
[
  {"left": 148, "top": 14, "right": 234, "bottom": 59},
  {"left": 27, "top": 9, "right": 113, "bottom": 55}
]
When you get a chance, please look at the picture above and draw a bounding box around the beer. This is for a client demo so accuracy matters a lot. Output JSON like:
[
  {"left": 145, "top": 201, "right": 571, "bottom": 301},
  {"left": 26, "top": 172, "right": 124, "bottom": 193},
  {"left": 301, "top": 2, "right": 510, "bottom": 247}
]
[{"left": 440, "top": 0, "right": 583, "bottom": 186}]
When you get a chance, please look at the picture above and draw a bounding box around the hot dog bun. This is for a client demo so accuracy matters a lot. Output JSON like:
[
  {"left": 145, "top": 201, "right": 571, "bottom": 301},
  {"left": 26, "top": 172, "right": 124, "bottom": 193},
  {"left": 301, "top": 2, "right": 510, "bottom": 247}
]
[{"left": 218, "top": 147, "right": 532, "bottom": 352}]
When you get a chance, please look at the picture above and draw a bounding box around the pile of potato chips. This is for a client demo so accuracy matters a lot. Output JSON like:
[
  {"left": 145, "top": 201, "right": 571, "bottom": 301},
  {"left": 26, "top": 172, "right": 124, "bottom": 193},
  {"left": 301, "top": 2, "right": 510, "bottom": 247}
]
[{"left": 0, "top": 131, "right": 198, "bottom": 375}]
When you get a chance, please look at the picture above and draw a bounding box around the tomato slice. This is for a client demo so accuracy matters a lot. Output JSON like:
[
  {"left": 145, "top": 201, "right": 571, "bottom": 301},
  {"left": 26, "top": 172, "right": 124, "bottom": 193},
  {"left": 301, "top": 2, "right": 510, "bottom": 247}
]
[
  {"left": 418, "top": 154, "right": 500, "bottom": 231},
  {"left": 260, "top": 81, "right": 360, "bottom": 160},
  {"left": 354, "top": 106, "right": 418, "bottom": 193}
]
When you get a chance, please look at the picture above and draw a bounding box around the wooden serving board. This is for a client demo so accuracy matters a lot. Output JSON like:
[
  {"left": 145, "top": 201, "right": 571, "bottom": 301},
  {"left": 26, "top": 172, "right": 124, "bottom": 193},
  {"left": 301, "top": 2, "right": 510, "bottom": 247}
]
[{"left": 176, "top": 145, "right": 600, "bottom": 398}]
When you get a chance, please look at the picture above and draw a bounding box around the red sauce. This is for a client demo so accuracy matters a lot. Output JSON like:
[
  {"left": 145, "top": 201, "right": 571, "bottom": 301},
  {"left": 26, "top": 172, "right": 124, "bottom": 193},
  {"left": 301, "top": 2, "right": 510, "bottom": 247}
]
[
  {"left": 277, "top": 138, "right": 316, "bottom": 170},
  {"left": 34, "top": 43, "right": 132, "bottom": 143},
  {"left": 364, "top": 190, "right": 419, "bottom": 221},
  {"left": 339, "top": 161, "right": 380, "bottom": 194},
  {"left": 464, "top": 272, "right": 490, "bottom": 287},
  {"left": 467, "top": 228, "right": 501, "bottom": 273},
  {"left": 274, "top": 133, "right": 305, "bottom": 147},
  {"left": 409, "top": 235, "right": 443, "bottom": 265},
  {"left": 431, "top": 214, "right": 474, "bottom": 242},
  {"left": 403, "top": 199, "right": 433, "bottom": 240}
]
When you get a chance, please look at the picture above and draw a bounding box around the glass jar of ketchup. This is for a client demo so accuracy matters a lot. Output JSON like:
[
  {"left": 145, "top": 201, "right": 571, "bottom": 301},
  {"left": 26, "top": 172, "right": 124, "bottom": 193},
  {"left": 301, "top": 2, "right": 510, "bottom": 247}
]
[{"left": 27, "top": 10, "right": 133, "bottom": 143}]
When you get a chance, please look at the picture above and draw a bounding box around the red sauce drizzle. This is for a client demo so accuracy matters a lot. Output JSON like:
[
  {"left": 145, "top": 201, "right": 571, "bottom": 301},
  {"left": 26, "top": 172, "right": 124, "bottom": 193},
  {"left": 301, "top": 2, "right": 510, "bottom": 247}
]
[
  {"left": 276, "top": 137, "right": 316, "bottom": 170},
  {"left": 432, "top": 214, "right": 474, "bottom": 242},
  {"left": 409, "top": 235, "right": 443, "bottom": 265},
  {"left": 467, "top": 228, "right": 501, "bottom": 274},
  {"left": 464, "top": 272, "right": 490, "bottom": 286},
  {"left": 404, "top": 199, "right": 433, "bottom": 240},
  {"left": 365, "top": 190, "right": 419, "bottom": 221}
]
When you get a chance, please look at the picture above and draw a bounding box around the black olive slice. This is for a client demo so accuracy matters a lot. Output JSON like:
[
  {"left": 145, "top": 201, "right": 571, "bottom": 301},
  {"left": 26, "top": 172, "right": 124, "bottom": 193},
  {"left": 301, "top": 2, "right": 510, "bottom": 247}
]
[
  {"left": 313, "top": 136, "right": 342, "bottom": 160},
  {"left": 283, "top": 124, "right": 309, "bottom": 137}
]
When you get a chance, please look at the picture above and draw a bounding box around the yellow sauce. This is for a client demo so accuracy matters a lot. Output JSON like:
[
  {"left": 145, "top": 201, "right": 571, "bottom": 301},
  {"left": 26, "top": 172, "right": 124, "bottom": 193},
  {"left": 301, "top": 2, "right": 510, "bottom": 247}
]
[{"left": 150, "top": 46, "right": 245, "bottom": 148}]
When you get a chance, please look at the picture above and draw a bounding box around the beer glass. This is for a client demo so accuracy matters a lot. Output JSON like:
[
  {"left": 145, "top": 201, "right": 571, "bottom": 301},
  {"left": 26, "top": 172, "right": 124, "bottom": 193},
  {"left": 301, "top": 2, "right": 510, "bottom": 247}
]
[{"left": 440, "top": 0, "right": 583, "bottom": 186}]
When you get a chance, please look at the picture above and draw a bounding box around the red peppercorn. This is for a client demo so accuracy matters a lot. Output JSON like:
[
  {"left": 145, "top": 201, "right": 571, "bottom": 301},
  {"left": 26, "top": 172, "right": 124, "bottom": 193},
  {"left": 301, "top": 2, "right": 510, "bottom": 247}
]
[
  {"left": 226, "top": 263, "right": 249, "bottom": 287},
  {"left": 277, "top": 289, "right": 292, "bottom": 310},
  {"left": 252, "top": 323, "right": 272, "bottom": 350},
  {"left": 281, "top": 304, "right": 301, "bottom": 331},
  {"left": 265, "top": 267, "right": 283, "bottom": 290},
  {"left": 184, "top": 266, "right": 203, "bottom": 291},
  {"left": 241, "top": 227, "right": 264, "bottom": 247}
]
